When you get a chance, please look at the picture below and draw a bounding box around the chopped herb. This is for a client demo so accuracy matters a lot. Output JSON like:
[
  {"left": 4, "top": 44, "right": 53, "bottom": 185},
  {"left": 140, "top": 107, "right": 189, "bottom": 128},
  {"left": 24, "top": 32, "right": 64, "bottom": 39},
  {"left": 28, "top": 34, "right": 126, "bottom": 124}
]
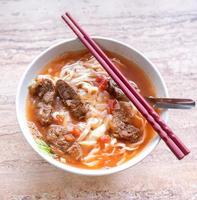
[{"left": 35, "top": 139, "right": 54, "bottom": 155}]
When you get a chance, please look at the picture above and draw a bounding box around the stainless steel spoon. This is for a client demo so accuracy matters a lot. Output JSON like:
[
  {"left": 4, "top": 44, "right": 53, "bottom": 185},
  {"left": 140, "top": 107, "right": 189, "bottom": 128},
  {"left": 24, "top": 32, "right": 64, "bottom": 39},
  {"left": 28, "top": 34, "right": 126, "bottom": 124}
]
[{"left": 146, "top": 97, "right": 196, "bottom": 109}]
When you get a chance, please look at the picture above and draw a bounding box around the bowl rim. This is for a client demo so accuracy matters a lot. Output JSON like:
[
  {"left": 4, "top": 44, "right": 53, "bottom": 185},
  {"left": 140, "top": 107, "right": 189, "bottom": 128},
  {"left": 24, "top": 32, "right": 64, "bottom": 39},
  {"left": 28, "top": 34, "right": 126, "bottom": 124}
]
[{"left": 16, "top": 36, "right": 168, "bottom": 176}]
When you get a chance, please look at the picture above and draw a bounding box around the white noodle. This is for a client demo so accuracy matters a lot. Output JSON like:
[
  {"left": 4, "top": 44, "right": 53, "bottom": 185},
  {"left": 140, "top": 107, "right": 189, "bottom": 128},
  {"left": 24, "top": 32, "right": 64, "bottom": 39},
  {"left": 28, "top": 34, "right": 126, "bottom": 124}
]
[
  {"left": 79, "top": 140, "right": 97, "bottom": 146},
  {"left": 87, "top": 124, "right": 107, "bottom": 141},
  {"left": 102, "top": 148, "right": 117, "bottom": 156},
  {"left": 110, "top": 138, "right": 117, "bottom": 145},
  {"left": 71, "top": 74, "right": 95, "bottom": 84},
  {"left": 83, "top": 148, "right": 100, "bottom": 161},
  {"left": 116, "top": 142, "right": 138, "bottom": 151},
  {"left": 77, "top": 124, "right": 91, "bottom": 141},
  {"left": 87, "top": 147, "right": 100, "bottom": 156},
  {"left": 60, "top": 62, "right": 80, "bottom": 78},
  {"left": 76, "top": 122, "right": 86, "bottom": 131},
  {"left": 83, "top": 154, "right": 97, "bottom": 161},
  {"left": 76, "top": 82, "right": 98, "bottom": 95},
  {"left": 116, "top": 156, "right": 126, "bottom": 166},
  {"left": 88, "top": 118, "right": 102, "bottom": 129},
  {"left": 83, "top": 160, "right": 100, "bottom": 167}
]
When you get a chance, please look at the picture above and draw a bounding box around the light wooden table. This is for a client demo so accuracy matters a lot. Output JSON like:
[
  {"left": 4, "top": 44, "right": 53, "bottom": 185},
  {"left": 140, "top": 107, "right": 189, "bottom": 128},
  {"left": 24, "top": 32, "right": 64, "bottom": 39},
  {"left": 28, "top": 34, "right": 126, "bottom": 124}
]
[{"left": 0, "top": 0, "right": 197, "bottom": 199}]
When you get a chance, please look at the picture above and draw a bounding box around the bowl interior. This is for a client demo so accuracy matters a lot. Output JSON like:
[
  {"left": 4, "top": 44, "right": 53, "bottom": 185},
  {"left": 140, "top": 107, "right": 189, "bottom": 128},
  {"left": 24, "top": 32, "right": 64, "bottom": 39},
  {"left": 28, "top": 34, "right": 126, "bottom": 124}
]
[{"left": 16, "top": 37, "right": 168, "bottom": 176}]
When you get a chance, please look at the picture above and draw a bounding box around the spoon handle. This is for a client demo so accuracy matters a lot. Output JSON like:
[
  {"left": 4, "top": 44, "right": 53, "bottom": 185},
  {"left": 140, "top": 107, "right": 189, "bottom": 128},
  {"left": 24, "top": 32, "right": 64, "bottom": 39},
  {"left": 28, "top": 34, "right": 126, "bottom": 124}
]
[{"left": 146, "top": 97, "right": 196, "bottom": 109}]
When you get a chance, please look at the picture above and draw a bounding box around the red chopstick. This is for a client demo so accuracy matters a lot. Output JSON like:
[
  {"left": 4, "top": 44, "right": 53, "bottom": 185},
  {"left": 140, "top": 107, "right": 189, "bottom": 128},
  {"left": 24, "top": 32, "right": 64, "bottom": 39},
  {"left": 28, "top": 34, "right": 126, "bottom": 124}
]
[
  {"left": 65, "top": 12, "right": 190, "bottom": 156},
  {"left": 61, "top": 13, "right": 190, "bottom": 159}
]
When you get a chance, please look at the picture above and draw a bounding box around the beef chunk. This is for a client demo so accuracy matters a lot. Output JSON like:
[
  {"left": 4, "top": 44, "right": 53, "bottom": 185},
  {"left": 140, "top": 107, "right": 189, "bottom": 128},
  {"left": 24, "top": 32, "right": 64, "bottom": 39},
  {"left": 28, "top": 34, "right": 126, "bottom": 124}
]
[
  {"left": 111, "top": 121, "right": 141, "bottom": 142},
  {"left": 67, "top": 142, "right": 83, "bottom": 160},
  {"left": 36, "top": 102, "right": 53, "bottom": 125},
  {"left": 29, "top": 78, "right": 55, "bottom": 104},
  {"left": 56, "top": 80, "right": 87, "bottom": 120},
  {"left": 110, "top": 102, "right": 142, "bottom": 143},
  {"left": 46, "top": 125, "right": 82, "bottom": 160},
  {"left": 107, "top": 79, "right": 128, "bottom": 101},
  {"left": 27, "top": 121, "right": 42, "bottom": 139},
  {"left": 29, "top": 78, "right": 55, "bottom": 125},
  {"left": 53, "top": 96, "right": 66, "bottom": 111},
  {"left": 106, "top": 79, "right": 139, "bottom": 101},
  {"left": 46, "top": 125, "right": 74, "bottom": 152}
]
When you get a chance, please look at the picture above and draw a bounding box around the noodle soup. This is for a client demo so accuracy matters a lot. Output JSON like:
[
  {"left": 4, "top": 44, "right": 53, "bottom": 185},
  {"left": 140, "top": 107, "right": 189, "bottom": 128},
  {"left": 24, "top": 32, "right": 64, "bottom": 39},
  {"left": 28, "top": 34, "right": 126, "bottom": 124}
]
[{"left": 26, "top": 50, "right": 156, "bottom": 169}]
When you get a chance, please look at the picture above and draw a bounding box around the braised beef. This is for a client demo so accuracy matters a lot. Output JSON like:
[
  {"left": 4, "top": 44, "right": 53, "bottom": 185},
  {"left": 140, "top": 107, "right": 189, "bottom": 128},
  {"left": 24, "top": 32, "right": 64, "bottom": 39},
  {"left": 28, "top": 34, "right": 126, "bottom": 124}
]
[
  {"left": 106, "top": 79, "right": 142, "bottom": 142},
  {"left": 46, "top": 125, "right": 82, "bottom": 160},
  {"left": 56, "top": 80, "right": 87, "bottom": 120},
  {"left": 36, "top": 102, "right": 53, "bottom": 125},
  {"left": 47, "top": 125, "right": 73, "bottom": 151},
  {"left": 110, "top": 102, "right": 142, "bottom": 143},
  {"left": 106, "top": 79, "right": 139, "bottom": 101},
  {"left": 107, "top": 79, "right": 128, "bottom": 101},
  {"left": 29, "top": 78, "right": 55, "bottom": 125},
  {"left": 53, "top": 96, "right": 67, "bottom": 111},
  {"left": 29, "top": 78, "right": 55, "bottom": 104},
  {"left": 27, "top": 121, "right": 42, "bottom": 139},
  {"left": 67, "top": 142, "right": 83, "bottom": 160}
]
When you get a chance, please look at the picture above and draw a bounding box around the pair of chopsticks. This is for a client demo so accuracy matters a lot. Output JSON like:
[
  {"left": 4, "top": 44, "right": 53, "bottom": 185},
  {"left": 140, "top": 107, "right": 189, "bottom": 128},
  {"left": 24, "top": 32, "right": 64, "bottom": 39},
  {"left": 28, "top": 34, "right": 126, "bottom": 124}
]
[{"left": 61, "top": 12, "right": 190, "bottom": 159}]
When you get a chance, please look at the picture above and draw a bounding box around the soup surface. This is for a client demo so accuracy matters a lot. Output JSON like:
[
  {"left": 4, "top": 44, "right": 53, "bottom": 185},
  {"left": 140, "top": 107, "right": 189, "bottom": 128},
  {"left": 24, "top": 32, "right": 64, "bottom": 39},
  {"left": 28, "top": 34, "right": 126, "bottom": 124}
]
[{"left": 26, "top": 50, "right": 156, "bottom": 169}]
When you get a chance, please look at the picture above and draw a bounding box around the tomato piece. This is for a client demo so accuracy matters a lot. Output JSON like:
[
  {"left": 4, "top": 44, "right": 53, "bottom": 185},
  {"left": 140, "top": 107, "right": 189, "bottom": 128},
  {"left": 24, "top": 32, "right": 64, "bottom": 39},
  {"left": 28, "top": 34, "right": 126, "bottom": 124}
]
[
  {"left": 55, "top": 114, "right": 64, "bottom": 124},
  {"left": 95, "top": 75, "right": 108, "bottom": 91},
  {"left": 70, "top": 128, "right": 81, "bottom": 137},
  {"left": 98, "top": 79, "right": 108, "bottom": 91},
  {"left": 100, "top": 135, "right": 111, "bottom": 143},
  {"left": 96, "top": 75, "right": 103, "bottom": 83},
  {"left": 64, "top": 134, "right": 75, "bottom": 142},
  {"left": 98, "top": 135, "right": 111, "bottom": 149}
]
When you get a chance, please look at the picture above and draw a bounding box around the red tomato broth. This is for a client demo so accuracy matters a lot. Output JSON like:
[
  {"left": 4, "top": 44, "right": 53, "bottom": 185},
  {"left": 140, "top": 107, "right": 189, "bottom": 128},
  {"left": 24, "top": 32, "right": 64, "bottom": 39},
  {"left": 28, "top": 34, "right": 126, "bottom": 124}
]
[{"left": 26, "top": 50, "right": 157, "bottom": 169}]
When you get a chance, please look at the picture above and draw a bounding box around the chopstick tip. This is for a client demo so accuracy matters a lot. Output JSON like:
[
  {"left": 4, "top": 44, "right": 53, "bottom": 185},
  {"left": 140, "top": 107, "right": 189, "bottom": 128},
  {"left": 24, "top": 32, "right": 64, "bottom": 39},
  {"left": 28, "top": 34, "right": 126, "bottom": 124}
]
[
  {"left": 178, "top": 154, "right": 185, "bottom": 160},
  {"left": 65, "top": 12, "right": 70, "bottom": 16},
  {"left": 61, "top": 15, "right": 66, "bottom": 21}
]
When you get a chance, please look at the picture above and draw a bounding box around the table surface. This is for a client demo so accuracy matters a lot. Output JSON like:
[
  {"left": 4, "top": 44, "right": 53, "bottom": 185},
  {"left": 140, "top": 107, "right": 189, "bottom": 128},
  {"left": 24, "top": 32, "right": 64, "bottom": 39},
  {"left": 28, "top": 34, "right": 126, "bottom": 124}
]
[{"left": 0, "top": 0, "right": 197, "bottom": 199}]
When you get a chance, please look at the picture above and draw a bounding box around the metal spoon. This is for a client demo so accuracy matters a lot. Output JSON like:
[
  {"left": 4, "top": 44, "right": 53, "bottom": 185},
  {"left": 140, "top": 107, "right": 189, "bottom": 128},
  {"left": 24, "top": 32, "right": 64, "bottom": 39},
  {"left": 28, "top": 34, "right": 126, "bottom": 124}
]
[{"left": 145, "top": 97, "right": 196, "bottom": 109}]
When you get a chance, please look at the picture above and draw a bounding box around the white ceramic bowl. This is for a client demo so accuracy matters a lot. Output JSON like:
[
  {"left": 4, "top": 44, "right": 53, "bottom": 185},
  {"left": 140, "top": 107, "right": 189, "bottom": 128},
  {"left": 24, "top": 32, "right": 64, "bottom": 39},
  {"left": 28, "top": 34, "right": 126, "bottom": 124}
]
[{"left": 16, "top": 37, "right": 168, "bottom": 176}]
